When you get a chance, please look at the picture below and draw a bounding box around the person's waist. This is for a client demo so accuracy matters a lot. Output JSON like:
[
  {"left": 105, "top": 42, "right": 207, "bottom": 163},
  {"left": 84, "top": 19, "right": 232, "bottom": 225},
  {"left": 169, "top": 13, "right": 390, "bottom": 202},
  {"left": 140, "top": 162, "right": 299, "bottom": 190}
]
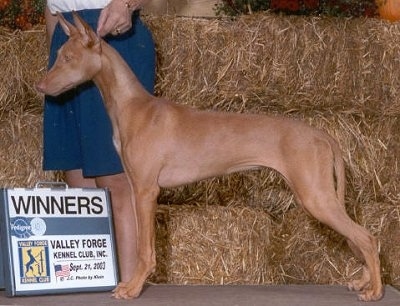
[{"left": 47, "top": 0, "right": 111, "bottom": 14}]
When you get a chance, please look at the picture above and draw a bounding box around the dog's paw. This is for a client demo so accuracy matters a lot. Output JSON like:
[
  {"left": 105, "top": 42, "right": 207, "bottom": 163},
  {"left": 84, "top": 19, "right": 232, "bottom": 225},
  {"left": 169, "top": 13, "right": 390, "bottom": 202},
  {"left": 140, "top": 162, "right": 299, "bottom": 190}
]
[
  {"left": 347, "top": 279, "right": 368, "bottom": 292},
  {"left": 112, "top": 282, "right": 141, "bottom": 300},
  {"left": 112, "top": 282, "right": 128, "bottom": 299},
  {"left": 357, "top": 288, "right": 384, "bottom": 302}
]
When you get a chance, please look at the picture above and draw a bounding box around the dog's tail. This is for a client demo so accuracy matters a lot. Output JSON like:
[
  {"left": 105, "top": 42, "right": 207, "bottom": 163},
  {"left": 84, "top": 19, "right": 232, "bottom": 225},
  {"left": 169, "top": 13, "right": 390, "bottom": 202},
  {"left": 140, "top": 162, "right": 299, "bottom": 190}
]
[{"left": 331, "top": 138, "right": 345, "bottom": 205}]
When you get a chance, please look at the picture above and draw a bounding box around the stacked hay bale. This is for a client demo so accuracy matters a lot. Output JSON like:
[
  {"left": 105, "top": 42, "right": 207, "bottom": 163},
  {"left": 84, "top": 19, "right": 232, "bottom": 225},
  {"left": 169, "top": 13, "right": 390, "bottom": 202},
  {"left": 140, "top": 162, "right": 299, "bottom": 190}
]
[
  {"left": 0, "top": 13, "right": 398, "bottom": 288},
  {"left": 147, "top": 14, "right": 400, "bottom": 287},
  {"left": 0, "top": 27, "right": 57, "bottom": 186}
]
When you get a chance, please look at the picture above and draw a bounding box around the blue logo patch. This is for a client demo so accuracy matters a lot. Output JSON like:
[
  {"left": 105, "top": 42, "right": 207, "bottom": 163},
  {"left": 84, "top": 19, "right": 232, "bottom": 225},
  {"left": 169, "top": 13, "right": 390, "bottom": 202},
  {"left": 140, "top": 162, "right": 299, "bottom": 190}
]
[
  {"left": 18, "top": 240, "right": 51, "bottom": 284},
  {"left": 10, "top": 217, "right": 33, "bottom": 238}
]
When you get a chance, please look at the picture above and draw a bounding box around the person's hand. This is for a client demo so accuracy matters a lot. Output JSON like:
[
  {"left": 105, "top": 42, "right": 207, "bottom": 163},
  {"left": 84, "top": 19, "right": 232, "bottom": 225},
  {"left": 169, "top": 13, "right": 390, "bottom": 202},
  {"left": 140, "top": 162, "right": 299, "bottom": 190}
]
[{"left": 97, "top": 0, "right": 139, "bottom": 37}]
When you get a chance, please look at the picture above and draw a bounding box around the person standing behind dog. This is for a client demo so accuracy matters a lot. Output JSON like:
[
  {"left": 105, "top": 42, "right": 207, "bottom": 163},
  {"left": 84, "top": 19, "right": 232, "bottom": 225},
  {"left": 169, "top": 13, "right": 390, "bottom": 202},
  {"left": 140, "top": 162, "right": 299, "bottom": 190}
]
[{"left": 43, "top": 0, "right": 155, "bottom": 283}]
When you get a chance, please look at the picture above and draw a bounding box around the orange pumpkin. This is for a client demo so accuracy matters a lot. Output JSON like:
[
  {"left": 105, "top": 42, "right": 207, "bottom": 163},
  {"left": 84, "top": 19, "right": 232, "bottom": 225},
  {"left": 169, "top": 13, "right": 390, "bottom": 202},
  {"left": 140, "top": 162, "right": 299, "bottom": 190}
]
[{"left": 376, "top": 0, "right": 400, "bottom": 22}]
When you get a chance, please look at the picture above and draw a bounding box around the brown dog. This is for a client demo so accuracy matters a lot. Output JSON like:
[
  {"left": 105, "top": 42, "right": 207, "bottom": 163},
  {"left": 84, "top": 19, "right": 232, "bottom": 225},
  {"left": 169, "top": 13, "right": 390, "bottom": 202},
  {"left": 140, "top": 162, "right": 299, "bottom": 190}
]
[{"left": 36, "top": 12, "right": 383, "bottom": 301}]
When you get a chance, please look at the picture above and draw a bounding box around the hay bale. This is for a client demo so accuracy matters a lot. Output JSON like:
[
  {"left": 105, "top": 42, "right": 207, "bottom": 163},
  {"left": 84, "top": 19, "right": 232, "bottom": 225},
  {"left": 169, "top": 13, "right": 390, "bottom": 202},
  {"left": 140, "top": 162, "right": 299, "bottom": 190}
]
[
  {"left": 151, "top": 205, "right": 275, "bottom": 284},
  {"left": 147, "top": 14, "right": 400, "bottom": 117},
  {"left": 0, "top": 26, "right": 46, "bottom": 115},
  {"left": 294, "top": 191, "right": 395, "bottom": 287},
  {"left": 145, "top": 14, "right": 400, "bottom": 287},
  {"left": 269, "top": 208, "right": 359, "bottom": 285},
  {"left": 2, "top": 14, "right": 400, "bottom": 118},
  {"left": 150, "top": 201, "right": 400, "bottom": 288},
  {"left": 305, "top": 113, "right": 399, "bottom": 205},
  {"left": 0, "top": 111, "right": 57, "bottom": 187},
  {"left": 377, "top": 204, "right": 400, "bottom": 288}
]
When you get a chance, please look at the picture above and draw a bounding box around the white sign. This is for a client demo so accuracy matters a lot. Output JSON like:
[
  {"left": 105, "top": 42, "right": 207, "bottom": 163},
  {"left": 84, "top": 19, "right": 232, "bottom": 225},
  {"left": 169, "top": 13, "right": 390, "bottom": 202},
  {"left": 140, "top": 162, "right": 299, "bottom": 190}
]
[{"left": 0, "top": 187, "right": 118, "bottom": 295}]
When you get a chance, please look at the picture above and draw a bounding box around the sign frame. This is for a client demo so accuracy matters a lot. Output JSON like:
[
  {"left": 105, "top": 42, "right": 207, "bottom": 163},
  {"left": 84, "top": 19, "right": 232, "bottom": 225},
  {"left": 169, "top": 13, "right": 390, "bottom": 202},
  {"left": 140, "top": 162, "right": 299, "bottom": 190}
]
[{"left": 0, "top": 184, "right": 119, "bottom": 296}]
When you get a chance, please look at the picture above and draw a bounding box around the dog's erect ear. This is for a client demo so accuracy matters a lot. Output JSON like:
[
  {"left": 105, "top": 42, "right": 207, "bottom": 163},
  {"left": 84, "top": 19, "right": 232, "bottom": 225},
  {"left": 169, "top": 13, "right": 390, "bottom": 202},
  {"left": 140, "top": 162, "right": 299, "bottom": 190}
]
[
  {"left": 72, "top": 11, "right": 100, "bottom": 49},
  {"left": 57, "top": 12, "right": 78, "bottom": 37}
]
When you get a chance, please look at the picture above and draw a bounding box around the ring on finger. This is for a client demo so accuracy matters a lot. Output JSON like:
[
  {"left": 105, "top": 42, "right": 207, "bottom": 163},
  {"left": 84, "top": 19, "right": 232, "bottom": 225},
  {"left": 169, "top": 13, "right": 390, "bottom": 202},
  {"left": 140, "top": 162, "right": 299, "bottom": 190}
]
[{"left": 115, "top": 27, "right": 121, "bottom": 35}]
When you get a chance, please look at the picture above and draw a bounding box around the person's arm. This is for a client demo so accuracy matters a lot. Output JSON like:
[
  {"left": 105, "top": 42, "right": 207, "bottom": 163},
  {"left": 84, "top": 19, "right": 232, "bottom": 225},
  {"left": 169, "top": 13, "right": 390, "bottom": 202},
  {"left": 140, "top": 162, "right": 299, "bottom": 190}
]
[{"left": 45, "top": 6, "right": 58, "bottom": 50}]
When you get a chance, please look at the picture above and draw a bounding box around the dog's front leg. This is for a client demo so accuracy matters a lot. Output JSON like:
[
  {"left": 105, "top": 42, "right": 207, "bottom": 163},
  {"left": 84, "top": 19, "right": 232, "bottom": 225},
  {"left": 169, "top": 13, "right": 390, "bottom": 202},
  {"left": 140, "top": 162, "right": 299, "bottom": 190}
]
[{"left": 113, "top": 182, "right": 159, "bottom": 299}]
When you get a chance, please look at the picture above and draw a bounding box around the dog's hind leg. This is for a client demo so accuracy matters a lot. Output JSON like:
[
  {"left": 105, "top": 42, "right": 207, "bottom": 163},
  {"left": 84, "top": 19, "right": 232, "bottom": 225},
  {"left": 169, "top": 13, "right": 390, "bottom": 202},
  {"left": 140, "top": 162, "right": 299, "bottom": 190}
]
[
  {"left": 286, "top": 167, "right": 382, "bottom": 301},
  {"left": 322, "top": 207, "right": 382, "bottom": 301}
]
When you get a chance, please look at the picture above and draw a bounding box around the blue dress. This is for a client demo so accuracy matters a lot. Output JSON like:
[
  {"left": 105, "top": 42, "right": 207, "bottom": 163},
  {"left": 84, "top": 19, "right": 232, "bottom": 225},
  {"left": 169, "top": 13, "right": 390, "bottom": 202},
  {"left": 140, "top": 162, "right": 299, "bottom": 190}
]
[{"left": 43, "top": 9, "right": 155, "bottom": 177}]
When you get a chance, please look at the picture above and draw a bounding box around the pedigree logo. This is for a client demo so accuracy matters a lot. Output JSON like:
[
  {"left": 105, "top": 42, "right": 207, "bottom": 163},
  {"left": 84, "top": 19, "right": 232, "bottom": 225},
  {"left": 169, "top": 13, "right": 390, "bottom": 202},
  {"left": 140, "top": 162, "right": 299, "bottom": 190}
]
[
  {"left": 10, "top": 217, "right": 33, "bottom": 238},
  {"left": 10, "top": 217, "right": 47, "bottom": 239}
]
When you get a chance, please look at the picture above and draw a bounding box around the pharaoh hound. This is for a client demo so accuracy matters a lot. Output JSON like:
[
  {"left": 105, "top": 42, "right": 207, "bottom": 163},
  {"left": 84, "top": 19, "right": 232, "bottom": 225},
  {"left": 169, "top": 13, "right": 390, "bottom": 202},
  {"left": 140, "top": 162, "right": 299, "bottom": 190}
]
[{"left": 36, "top": 12, "right": 383, "bottom": 301}]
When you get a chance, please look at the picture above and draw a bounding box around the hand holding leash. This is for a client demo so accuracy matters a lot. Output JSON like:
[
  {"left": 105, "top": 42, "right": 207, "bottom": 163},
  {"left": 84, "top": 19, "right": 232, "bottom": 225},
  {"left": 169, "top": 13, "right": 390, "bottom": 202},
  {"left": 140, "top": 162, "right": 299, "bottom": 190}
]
[{"left": 97, "top": 0, "right": 140, "bottom": 37}]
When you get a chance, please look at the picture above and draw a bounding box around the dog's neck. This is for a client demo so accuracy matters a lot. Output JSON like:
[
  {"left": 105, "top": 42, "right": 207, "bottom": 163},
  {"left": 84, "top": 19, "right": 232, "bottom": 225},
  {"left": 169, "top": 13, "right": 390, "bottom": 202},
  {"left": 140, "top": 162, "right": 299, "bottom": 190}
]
[
  {"left": 93, "top": 40, "right": 152, "bottom": 114},
  {"left": 90, "top": 39, "right": 155, "bottom": 150}
]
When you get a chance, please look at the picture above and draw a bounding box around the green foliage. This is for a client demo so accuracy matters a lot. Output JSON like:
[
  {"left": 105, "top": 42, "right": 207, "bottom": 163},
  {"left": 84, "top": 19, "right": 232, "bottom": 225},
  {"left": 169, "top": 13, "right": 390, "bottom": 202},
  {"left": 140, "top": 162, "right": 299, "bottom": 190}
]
[
  {"left": 215, "top": 0, "right": 378, "bottom": 18},
  {"left": 0, "top": 0, "right": 46, "bottom": 29},
  {"left": 215, "top": 0, "right": 270, "bottom": 16}
]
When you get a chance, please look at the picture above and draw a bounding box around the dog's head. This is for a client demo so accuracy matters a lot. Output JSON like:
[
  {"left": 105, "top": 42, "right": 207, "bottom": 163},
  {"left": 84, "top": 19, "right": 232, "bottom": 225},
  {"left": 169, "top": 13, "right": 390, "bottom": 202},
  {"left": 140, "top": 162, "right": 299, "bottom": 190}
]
[{"left": 36, "top": 12, "right": 102, "bottom": 96}]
